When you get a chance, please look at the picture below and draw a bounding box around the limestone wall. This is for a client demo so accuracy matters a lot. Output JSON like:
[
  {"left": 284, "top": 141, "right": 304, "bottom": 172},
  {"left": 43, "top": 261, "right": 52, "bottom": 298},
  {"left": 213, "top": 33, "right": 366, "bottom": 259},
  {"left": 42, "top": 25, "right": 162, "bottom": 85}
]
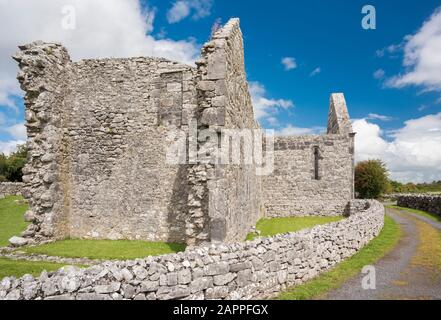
[
  {"left": 62, "top": 58, "right": 197, "bottom": 243},
  {"left": 15, "top": 42, "right": 198, "bottom": 243},
  {"left": 397, "top": 194, "right": 441, "bottom": 216},
  {"left": 262, "top": 94, "right": 355, "bottom": 217},
  {"left": 13, "top": 18, "right": 354, "bottom": 246},
  {"left": 14, "top": 42, "right": 71, "bottom": 241},
  {"left": 187, "top": 18, "right": 262, "bottom": 245},
  {"left": 0, "top": 200, "right": 384, "bottom": 300},
  {"left": 0, "top": 183, "right": 24, "bottom": 196}
]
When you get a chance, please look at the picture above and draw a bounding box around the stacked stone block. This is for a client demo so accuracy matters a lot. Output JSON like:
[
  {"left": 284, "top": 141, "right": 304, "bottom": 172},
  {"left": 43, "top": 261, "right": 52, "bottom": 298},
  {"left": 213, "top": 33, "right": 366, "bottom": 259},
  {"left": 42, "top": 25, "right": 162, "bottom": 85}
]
[
  {"left": 0, "top": 200, "right": 384, "bottom": 300},
  {"left": 397, "top": 194, "right": 441, "bottom": 216}
]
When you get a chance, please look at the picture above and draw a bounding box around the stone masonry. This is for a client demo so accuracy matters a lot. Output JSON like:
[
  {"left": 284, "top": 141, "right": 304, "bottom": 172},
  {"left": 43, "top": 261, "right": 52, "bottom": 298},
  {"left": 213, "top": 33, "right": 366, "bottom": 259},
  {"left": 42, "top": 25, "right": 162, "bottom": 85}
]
[
  {"left": 397, "top": 194, "right": 441, "bottom": 216},
  {"left": 0, "top": 182, "right": 24, "bottom": 196},
  {"left": 0, "top": 200, "right": 384, "bottom": 300},
  {"left": 12, "top": 18, "right": 355, "bottom": 246},
  {"left": 263, "top": 94, "right": 355, "bottom": 217}
]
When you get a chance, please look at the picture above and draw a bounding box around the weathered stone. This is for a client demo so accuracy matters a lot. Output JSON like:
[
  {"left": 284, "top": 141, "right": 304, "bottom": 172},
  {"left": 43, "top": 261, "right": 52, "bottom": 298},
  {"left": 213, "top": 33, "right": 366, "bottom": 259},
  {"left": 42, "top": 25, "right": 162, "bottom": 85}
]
[
  {"left": 44, "top": 294, "right": 75, "bottom": 301},
  {"left": 140, "top": 280, "right": 159, "bottom": 292},
  {"left": 94, "top": 282, "right": 121, "bottom": 294},
  {"left": 189, "top": 277, "right": 213, "bottom": 293},
  {"left": 200, "top": 107, "right": 225, "bottom": 126},
  {"left": 205, "top": 286, "right": 229, "bottom": 299},
  {"left": 213, "top": 273, "right": 236, "bottom": 286},
  {"left": 132, "top": 266, "right": 148, "bottom": 280},
  {"left": 122, "top": 284, "right": 136, "bottom": 299},
  {"left": 167, "top": 273, "right": 178, "bottom": 286},
  {"left": 76, "top": 293, "right": 112, "bottom": 300},
  {"left": 205, "top": 262, "right": 229, "bottom": 276},
  {"left": 177, "top": 269, "right": 192, "bottom": 285},
  {"left": 9, "top": 236, "right": 29, "bottom": 247}
]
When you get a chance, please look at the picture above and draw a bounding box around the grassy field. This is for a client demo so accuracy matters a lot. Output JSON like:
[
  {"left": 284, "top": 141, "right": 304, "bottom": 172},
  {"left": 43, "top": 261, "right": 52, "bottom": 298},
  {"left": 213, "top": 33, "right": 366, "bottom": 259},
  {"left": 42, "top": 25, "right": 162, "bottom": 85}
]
[
  {"left": 0, "top": 195, "right": 186, "bottom": 279},
  {"left": 23, "top": 239, "right": 186, "bottom": 260},
  {"left": 277, "top": 215, "right": 401, "bottom": 300},
  {"left": 387, "top": 205, "right": 441, "bottom": 223},
  {"left": 0, "top": 258, "right": 66, "bottom": 279},
  {"left": 0, "top": 196, "right": 69, "bottom": 279},
  {"left": 0, "top": 195, "right": 28, "bottom": 246},
  {"left": 246, "top": 216, "right": 345, "bottom": 241}
]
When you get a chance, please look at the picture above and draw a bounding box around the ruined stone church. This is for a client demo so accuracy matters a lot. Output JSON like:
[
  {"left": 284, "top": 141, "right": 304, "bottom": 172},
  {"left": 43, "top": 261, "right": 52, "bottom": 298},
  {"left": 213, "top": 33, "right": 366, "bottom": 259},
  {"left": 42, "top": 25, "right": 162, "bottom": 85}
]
[{"left": 14, "top": 18, "right": 355, "bottom": 246}]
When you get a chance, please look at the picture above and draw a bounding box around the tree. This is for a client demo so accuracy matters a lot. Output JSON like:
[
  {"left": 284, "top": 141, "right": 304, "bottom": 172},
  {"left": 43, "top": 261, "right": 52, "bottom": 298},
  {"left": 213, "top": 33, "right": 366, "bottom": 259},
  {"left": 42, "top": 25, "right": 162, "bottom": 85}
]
[
  {"left": 355, "top": 159, "right": 389, "bottom": 199},
  {"left": 0, "top": 145, "right": 28, "bottom": 182}
]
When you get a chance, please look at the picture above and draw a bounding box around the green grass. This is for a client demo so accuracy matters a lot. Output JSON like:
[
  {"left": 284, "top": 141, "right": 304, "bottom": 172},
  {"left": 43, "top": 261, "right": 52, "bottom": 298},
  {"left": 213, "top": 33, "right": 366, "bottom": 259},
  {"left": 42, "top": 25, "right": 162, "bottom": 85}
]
[
  {"left": 246, "top": 216, "right": 345, "bottom": 241},
  {"left": 387, "top": 205, "right": 441, "bottom": 223},
  {"left": 277, "top": 215, "right": 401, "bottom": 300},
  {"left": 22, "top": 239, "right": 186, "bottom": 260},
  {"left": 0, "top": 195, "right": 29, "bottom": 246},
  {"left": 0, "top": 258, "right": 66, "bottom": 279}
]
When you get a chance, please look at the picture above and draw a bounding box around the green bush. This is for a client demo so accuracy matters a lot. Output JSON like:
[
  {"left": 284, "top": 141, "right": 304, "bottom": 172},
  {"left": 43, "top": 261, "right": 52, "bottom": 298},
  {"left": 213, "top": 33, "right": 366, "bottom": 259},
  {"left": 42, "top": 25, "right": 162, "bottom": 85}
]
[
  {"left": 355, "top": 159, "right": 389, "bottom": 199},
  {"left": 0, "top": 144, "right": 27, "bottom": 182}
]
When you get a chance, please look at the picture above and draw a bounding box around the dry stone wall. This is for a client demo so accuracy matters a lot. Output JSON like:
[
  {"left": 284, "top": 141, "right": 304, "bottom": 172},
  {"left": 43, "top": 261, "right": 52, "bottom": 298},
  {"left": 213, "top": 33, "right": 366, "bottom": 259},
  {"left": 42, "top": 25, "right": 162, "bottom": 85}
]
[
  {"left": 0, "top": 183, "right": 24, "bottom": 196},
  {"left": 397, "top": 194, "right": 441, "bottom": 216},
  {"left": 0, "top": 200, "right": 384, "bottom": 300}
]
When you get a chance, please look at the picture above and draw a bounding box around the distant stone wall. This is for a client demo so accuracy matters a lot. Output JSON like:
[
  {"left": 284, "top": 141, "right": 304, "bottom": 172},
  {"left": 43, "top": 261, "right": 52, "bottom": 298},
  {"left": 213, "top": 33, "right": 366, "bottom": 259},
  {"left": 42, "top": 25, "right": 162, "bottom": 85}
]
[
  {"left": 397, "top": 194, "right": 441, "bottom": 216},
  {"left": 0, "top": 183, "right": 24, "bottom": 196},
  {"left": 0, "top": 200, "right": 384, "bottom": 300},
  {"left": 263, "top": 94, "right": 355, "bottom": 217}
]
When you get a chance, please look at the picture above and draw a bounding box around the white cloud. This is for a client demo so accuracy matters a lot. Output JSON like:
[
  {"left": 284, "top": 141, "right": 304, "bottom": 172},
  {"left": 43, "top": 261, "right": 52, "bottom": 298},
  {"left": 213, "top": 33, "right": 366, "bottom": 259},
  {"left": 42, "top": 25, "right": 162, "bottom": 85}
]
[
  {"left": 166, "top": 0, "right": 213, "bottom": 24},
  {"left": 375, "top": 43, "right": 402, "bottom": 58},
  {"left": 0, "top": 0, "right": 201, "bottom": 113},
  {"left": 4, "top": 122, "right": 26, "bottom": 140},
  {"left": 249, "top": 81, "right": 294, "bottom": 121},
  {"left": 353, "top": 113, "right": 441, "bottom": 183},
  {"left": 373, "top": 69, "right": 385, "bottom": 80},
  {"left": 167, "top": 1, "right": 191, "bottom": 23},
  {"left": 309, "top": 67, "right": 321, "bottom": 77},
  {"left": 266, "top": 117, "right": 279, "bottom": 126},
  {"left": 366, "top": 113, "right": 393, "bottom": 121},
  {"left": 0, "top": 140, "right": 25, "bottom": 156},
  {"left": 386, "top": 7, "right": 441, "bottom": 95},
  {"left": 281, "top": 57, "right": 297, "bottom": 71},
  {"left": 276, "top": 125, "right": 325, "bottom": 136},
  {"left": 418, "top": 104, "right": 429, "bottom": 111}
]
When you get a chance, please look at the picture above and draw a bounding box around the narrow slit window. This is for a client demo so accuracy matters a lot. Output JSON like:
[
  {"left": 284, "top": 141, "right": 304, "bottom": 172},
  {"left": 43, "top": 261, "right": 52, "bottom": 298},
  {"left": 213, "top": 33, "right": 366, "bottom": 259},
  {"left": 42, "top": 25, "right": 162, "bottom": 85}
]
[{"left": 313, "top": 146, "right": 320, "bottom": 180}]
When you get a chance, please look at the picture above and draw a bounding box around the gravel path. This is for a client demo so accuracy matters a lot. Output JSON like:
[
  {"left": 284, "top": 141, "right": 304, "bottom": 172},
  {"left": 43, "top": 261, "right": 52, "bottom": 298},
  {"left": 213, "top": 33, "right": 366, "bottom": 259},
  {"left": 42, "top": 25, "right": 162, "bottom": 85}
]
[{"left": 324, "top": 207, "right": 441, "bottom": 300}]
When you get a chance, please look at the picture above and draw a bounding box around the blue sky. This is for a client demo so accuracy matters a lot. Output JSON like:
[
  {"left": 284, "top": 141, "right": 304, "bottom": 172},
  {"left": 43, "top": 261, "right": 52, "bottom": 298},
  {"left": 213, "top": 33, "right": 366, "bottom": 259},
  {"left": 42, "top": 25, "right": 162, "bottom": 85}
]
[{"left": 0, "top": 0, "right": 440, "bottom": 182}]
